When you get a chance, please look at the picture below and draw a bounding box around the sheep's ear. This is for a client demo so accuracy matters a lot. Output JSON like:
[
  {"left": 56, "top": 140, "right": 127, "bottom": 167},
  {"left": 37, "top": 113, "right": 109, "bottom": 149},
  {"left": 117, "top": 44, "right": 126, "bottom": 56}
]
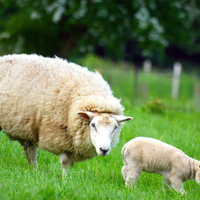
[
  {"left": 77, "top": 111, "right": 95, "bottom": 122},
  {"left": 114, "top": 115, "right": 133, "bottom": 122}
]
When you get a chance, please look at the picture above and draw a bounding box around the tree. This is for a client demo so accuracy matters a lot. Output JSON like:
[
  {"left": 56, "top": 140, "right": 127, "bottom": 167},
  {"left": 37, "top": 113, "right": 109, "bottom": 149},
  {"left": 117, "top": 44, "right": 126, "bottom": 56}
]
[{"left": 0, "top": 0, "right": 200, "bottom": 64}]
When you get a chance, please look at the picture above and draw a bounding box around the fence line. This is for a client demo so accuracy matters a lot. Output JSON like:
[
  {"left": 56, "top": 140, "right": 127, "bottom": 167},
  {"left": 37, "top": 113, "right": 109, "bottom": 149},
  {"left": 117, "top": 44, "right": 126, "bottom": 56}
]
[{"left": 140, "top": 61, "right": 199, "bottom": 111}]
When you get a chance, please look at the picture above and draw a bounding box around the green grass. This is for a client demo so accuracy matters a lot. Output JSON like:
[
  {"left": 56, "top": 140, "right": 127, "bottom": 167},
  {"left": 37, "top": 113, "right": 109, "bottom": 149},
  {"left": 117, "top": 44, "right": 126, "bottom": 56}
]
[{"left": 1, "top": 54, "right": 200, "bottom": 199}]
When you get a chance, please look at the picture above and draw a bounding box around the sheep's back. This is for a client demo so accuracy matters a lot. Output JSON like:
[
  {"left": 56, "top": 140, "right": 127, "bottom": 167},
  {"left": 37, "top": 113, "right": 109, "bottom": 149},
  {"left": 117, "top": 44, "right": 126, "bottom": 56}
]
[
  {"left": 124, "top": 137, "right": 188, "bottom": 173},
  {"left": 0, "top": 54, "right": 112, "bottom": 96},
  {"left": 0, "top": 54, "right": 114, "bottom": 143}
]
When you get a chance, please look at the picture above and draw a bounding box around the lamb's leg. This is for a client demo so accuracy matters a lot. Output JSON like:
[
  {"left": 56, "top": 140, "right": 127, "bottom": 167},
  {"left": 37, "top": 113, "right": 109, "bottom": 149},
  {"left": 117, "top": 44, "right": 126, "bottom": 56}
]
[
  {"left": 26, "top": 146, "right": 37, "bottom": 167},
  {"left": 170, "top": 176, "right": 186, "bottom": 195},
  {"left": 121, "top": 166, "right": 128, "bottom": 181},
  {"left": 122, "top": 165, "right": 142, "bottom": 187},
  {"left": 59, "top": 152, "right": 74, "bottom": 178}
]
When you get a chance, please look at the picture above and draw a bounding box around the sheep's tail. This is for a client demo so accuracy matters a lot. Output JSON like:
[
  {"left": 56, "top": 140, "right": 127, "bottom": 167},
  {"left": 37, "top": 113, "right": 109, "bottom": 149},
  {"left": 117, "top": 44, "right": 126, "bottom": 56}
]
[
  {"left": 196, "top": 168, "right": 200, "bottom": 185},
  {"left": 189, "top": 158, "right": 200, "bottom": 181},
  {"left": 121, "top": 143, "right": 127, "bottom": 156}
]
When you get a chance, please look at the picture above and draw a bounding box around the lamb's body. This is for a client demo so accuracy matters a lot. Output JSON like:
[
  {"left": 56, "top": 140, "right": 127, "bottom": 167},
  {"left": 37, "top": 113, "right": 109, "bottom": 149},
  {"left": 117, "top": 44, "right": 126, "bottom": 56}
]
[
  {"left": 121, "top": 137, "right": 200, "bottom": 194},
  {"left": 0, "top": 54, "right": 132, "bottom": 174}
]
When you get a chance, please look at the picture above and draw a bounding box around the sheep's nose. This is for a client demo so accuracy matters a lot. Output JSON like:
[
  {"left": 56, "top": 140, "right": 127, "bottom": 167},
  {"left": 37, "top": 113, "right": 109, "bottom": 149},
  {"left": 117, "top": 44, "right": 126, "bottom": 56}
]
[{"left": 100, "top": 147, "right": 109, "bottom": 155}]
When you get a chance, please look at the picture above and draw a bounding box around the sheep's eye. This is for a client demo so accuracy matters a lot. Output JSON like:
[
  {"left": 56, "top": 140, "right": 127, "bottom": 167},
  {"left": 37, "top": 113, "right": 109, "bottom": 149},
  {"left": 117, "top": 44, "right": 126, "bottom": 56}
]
[
  {"left": 112, "top": 125, "right": 118, "bottom": 134},
  {"left": 91, "top": 123, "right": 96, "bottom": 129}
]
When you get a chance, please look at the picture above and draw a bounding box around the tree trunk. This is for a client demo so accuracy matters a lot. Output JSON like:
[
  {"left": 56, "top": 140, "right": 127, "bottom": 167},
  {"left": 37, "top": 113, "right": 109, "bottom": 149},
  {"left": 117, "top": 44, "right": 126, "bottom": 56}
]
[{"left": 134, "top": 67, "right": 139, "bottom": 105}]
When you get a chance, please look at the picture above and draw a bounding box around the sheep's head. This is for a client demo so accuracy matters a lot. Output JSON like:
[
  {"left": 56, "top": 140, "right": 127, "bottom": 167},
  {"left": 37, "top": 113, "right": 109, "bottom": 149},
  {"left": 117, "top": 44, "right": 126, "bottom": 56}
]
[
  {"left": 77, "top": 111, "right": 132, "bottom": 156},
  {"left": 195, "top": 164, "right": 200, "bottom": 185}
]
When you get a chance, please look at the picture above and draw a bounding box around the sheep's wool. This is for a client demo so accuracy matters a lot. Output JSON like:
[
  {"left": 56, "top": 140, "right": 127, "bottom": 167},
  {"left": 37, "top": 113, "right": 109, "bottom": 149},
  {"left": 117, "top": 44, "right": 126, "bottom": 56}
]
[
  {"left": 121, "top": 137, "right": 200, "bottom": 194},
  {"left": 0, "top": 54, "right": 124, "bottom": 162}
]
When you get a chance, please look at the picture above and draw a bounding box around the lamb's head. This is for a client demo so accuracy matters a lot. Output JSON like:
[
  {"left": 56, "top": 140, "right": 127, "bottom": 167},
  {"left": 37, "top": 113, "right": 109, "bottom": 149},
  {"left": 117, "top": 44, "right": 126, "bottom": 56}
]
[
  {"left": 195, "top": 163, "right": 200, "bottom": 185},
  {"left": 77, "top": 111, "right": 132, "bottom": 156}
]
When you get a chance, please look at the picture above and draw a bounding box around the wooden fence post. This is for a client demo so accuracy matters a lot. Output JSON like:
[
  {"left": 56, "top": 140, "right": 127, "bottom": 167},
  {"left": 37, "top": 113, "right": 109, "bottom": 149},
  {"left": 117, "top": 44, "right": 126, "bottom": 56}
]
[
  {"left": 142, "top": 82, "right": 147, "bottom": 103},
  {"left": 172, "top": 62, "right": 182, "bottom": 99},
  {"left": 134, "top": 67, "right": 139, "bottom": 105},
  {"left": 142, "top": 59, "right": 151, "bottom": 103},
  {"left": 143, "top": 59, "right": 151, "bottom": 73}
]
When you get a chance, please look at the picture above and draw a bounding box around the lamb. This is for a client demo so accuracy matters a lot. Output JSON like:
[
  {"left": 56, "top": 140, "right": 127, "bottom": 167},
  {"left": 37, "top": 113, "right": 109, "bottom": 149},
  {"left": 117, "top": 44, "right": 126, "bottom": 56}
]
[
  {"left": 121, "top": 137, "right": 200, "bottom": 194},
  {"left": 0, "top": 54, "right": 132, "bottom": 176}
]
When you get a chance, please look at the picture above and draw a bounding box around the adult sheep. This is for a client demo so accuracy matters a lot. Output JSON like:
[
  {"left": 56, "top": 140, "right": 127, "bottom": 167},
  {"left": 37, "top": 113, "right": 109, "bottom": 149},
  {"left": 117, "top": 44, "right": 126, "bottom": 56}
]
[
  {"left": 121, "top": 137, "right": 200, "bottom": 194},
  {"left": 0, "top": 54, "right": 132, "bottom": 176}
]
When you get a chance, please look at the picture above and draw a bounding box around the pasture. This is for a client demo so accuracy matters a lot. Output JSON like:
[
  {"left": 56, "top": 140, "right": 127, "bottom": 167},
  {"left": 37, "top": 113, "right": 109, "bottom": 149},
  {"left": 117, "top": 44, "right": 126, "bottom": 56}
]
[{"left": 0, "top": 55, "right": 200, "bottom": 199}]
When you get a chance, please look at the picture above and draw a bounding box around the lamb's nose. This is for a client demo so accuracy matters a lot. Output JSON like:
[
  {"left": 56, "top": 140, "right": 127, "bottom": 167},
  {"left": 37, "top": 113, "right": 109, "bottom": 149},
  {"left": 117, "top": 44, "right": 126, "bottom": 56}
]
[{"left": 100, "top": 147, "right": 109, "bottom": 155}]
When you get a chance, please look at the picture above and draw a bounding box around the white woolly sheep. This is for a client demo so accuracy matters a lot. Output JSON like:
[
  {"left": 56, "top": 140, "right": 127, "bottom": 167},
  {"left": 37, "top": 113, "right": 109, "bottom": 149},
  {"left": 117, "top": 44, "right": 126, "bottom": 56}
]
[
  {"left": 0, "top": 54, "right": 132, "bottom": 176},
  {"left": 121, "top": 137, "right": 200, "bottom": 194}
]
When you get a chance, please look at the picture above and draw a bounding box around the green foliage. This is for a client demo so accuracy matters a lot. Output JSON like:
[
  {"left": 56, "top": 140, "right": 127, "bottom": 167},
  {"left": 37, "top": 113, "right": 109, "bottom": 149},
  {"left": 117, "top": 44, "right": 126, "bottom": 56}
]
[
  {"left": 0, "top": 0, "right": 200, "bottom": 61},
  {"left": 0, "top": 56, "right": 200, "bottom": 199},
  {"left": 145, "top": 98, "right": 166, "bottom": 114}
]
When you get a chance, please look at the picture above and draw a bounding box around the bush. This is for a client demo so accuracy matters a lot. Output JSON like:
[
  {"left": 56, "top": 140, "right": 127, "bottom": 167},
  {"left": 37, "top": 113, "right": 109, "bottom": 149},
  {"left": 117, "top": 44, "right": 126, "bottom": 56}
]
[{"left": 146, "top": 98, "right": 166, "bottom": 114}]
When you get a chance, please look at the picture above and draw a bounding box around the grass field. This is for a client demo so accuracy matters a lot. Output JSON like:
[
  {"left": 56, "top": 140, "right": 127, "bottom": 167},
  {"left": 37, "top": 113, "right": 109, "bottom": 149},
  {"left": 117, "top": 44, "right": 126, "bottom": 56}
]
[{"left": 0, "top": 54, "right": 200, "bottom": 200}]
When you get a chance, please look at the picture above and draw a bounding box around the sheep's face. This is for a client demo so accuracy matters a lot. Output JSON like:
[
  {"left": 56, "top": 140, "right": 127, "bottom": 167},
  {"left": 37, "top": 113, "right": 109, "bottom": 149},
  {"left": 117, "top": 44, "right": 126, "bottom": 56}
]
[{"left": 77, "top": 111, "right": 132, "bottom": 156}]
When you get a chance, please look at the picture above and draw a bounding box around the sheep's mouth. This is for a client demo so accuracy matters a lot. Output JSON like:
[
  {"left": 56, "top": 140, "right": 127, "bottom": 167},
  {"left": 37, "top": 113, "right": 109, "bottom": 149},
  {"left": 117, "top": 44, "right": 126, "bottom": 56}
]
[{"left": 97, "top": 148, "right": 110, "bottom": 156}]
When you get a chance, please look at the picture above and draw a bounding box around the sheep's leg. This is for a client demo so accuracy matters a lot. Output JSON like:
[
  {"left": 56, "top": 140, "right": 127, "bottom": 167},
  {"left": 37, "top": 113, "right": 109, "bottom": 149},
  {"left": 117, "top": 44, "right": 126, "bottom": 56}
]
[
  {"left": 170, "top": 176, "right": 186, "bottom": 195},
  {"left": 59, "top": 152, "right": 74, "bottom": 178},
  {"left": 123, "top": 166, "right": 142, "bottom": 187},
  {"left": 163, "top": 178, "right": 172, "bottom": 188},
  {"left": 163, "top": 178, "right": 172, "bottom": 191},
  {"left": 179, "top": 184, "right": 186, "bottom": 195},
  {"left": 26, "top": 146, "right": 38, "bottom": 167}
]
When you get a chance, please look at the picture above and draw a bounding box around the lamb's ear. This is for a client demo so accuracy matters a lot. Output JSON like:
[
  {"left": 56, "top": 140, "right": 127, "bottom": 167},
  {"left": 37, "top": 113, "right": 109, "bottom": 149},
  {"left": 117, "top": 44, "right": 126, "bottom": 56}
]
[
  {"left": 77, "top": 111, "right": 95, "bottom": 122},
  {"left": 114, "top": 115, "right": 133, "bottom": 122}
]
